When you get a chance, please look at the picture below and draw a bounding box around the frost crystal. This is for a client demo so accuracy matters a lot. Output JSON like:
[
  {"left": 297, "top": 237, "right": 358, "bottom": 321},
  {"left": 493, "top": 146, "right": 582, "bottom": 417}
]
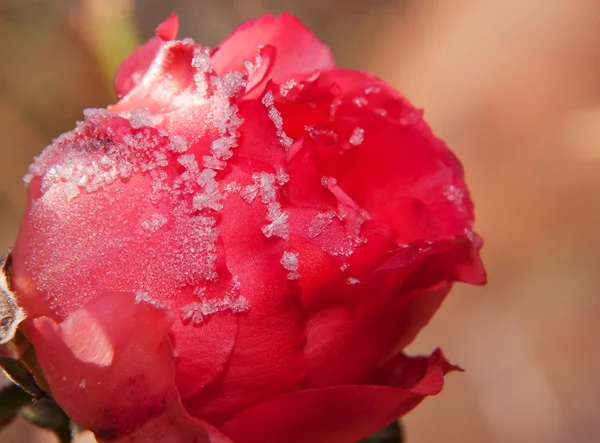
[
  {"left": 346, "top": 277, "right": 360, "bottom": 285},
  {"left": 135, "top": 292, "right": 169, "bottom": 309},
  {"left": 276, "top": 168, "right": 290, "bottom": 185},
  {"left": 281, "top": 251, "right": 300, "bottom": 280},
  {"left": 308, "top": 211, "right": 337, "bottom": 239},
  {"left": 193, "top": 169, "right": 223, "bottom": 211},
  {"left": 352, "top": 97, "right": 368, "bottom": 108},
  {"left": 180, "top": 279, "right": 249, "bottom": 325},
  {"left": 444, "top": 184, "right": 465, "bottom": 204},
  {"left": 129, "top": 109, "right": 153, "bottom": 129},
  {"left": 141, "top": 213, "right": 168, "bottom": 233},
  {"left": 279, "top": 79, "right": 297, "bottom": 97},
  {"left": 244, "top": 52, "right": 262, "bottom": 77},
  {"left": 262, "top": 202, "right": 289, "bottom": 240},
  {"left": 349, "top": 127, "right": 365, "bottom": 146},
  {"left": 168, "top": 135, "right": 188, "bottom": 153},
  {"left": 262, "top": 91, "right": 293, "bottom": 149}
]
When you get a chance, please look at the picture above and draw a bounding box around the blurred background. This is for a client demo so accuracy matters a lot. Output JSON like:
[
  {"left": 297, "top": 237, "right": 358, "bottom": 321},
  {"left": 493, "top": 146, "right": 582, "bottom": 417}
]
[{"left": 1, "top": 0, "right": 599, "bottom": 442}]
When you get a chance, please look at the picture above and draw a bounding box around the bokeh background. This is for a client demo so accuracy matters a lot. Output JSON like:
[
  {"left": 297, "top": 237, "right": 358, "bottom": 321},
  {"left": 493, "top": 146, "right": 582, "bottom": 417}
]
[{"left": 1, "top": 0, "right": 599, "bottom": 442}]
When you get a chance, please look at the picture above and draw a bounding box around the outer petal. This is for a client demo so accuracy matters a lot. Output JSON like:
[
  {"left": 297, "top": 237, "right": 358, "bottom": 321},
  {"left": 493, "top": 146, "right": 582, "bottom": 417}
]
[
  {"left": 319, "top": 71, "right": 475, "bottom": 245},
  {"left": 114, "top": 37, "right": 163, "bottom": 99},
  {"left": 183, "top": 166, "right": 307, "bottom": 424},
  {"left": 114, "top": 13, "right": 180, "bottom": 99},
  {"left": 28, "top": 292, "right": 230, "bottom": 442},
  {"left": 221, "top": 349, "right": 456, "bottom": 443},
  {"left": 212, "top": 13, "right": 336, "bottom": 84}
]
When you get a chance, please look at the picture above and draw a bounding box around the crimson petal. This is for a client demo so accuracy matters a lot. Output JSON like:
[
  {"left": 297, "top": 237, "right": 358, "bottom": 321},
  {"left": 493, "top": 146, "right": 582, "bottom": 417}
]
[
  {"left": 221, "top": 349, "right": 457, "bottom": 443},
  {"left": 212, "top": 13, "right": 335, "bottom": 83},
  {"left": 28, "top": 292, "right": 231, "bottom": 443}
]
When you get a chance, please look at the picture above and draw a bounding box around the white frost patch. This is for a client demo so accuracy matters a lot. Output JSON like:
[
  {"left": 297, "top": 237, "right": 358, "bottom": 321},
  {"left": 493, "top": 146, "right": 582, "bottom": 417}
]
[
  {"left": 308, "top": 210, "right": 337, "bottom": 239},
  {"left": 129, "top": 108, "right": 153, "bottom": 129},
  {"left": 349, "top": 127, "right": 365, "bottom": 146},
  {"left": 279, "top": 79, "right": 297, "bottom": 97},
  {"left": 276, "top": 168, "right": 290, "bottom": 185},
  {"left": 281, "top": 251, "right": 300, "bottom": 280},
  {"left": 262, "top": 91, "right": 293, "bottom": 149},
  {"left": 181, "top": 296, "right": 249, "bottom": 324},
  {"left": 135, "top": 291, "right": 169, "bottom": 309},
  {"left": 244, "top": 52, "right": 262, "bottom": 77},
  {"left": 141, "top": 213, "right": 168, "bottom": 233},
  {"left": 193, "top": 169, "right": 223, "bottom": 211},
  {"left": 262, "top": 202, "right": 289, "bottom": 240},
  {"left": 168, "top": 135, "right": 188, "bottom": 153},
  {"left": 346, "top": 277, "right": 360, "bottom": 285},
  {"left": 352, "top": 96, "right": 368, "bottom": 107},
  {"left": 444, "top": 184, "right": 465, "bottom": 204}
]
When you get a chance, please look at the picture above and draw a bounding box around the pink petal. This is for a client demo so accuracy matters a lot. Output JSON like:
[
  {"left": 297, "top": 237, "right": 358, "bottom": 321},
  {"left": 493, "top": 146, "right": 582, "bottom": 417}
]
[
  {"left": 155, "top": 12, "right": 179, "bottom": 42},
  {"left": 114, "top": 37, "right": 163, "bottom": 99},
  {"left": 112, "top": 39, "right": 198, "bottom": 112},
  {"left": 183, "top": 166, "right": 307, "bottom": 424},
  {"left": 221, "top": 349, "right": 457, "bottom": 443},
  {"left": 212, "top": 14, "right": 336, "bottom": 85},
  {"left": 319, "top": 72, "right": 475, "bottom": 245},
  {"left": 29, "top": 292, "right": 230, "bottom": 442}
]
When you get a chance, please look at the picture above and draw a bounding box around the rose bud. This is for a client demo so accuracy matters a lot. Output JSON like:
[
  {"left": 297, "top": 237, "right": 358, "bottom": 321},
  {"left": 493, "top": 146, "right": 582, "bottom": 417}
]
[{"left": 9, "top": 12, "right": 485, "bottom": 443}]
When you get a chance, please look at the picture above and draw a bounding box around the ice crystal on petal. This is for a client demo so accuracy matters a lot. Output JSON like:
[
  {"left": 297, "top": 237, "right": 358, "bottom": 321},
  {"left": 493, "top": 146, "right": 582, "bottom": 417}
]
[
  {"left": 352, "top": 97, "right": 368, "bottom": 108},
  {"left": 262, "top": 202, "right": 289, "bottom": 240},
  {"left": 240, "top": 183, "right": 259, "bottom": 204},
  {"left": 308, "top": 210, "right": 337, "bottom": 239},
  {"left": 276, "top": 168, "right": 290, "bottom": 185},
  {"left": 244, "top": 52, "right": 262, "bottom": 77},
  {"left": 135, "top": 291, "right": 169, "bottom": 309},
  {"left": 129, "top": 109, "right": 153, "bottom": 129},
  {"left": 262, "top": 91, "right": 275, "bottom": 107},
  {"left": 280, "top": 251, "right": 300, "bottom": 280},
  {"left": 365, "top": 86, "right": 381, "bottom": 95},
  {"left": 141, "top": 213, "right": 168, "bottom": 233},
  {"left": 168, "top": 135, "right": 188, "bottom": 153},
  {"left": 193, "top": 169, "right": 223, "bottom": 211},
  {"left": 180, "top": 290, "right": 249, "bottom": 325},
  {"left": 262, "top": 91, "right": 293, "bottom": 149},
  {"left": 349, "top": 127, "right": 365, "bottom": 146},
  {"left": 202, "top": 155, "right": 227, "bottom": 170},
  {"left": 279, "top": 79, "right": 297, "bottom": 97}
]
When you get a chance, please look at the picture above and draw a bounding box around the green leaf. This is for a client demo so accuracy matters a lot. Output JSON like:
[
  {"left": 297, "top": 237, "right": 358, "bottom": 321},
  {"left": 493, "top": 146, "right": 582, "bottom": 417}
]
[
  {"left": 0, "top": 355, "right": 45, "bottom": 398},
  {"left": 0, "top": 382, "right": 33, "bottom": 429},
  {"left": 21, "top": 397, "right": 73, "bottom": 443},
  {"left": 358, "top": 421, "right": 404, "bottom": 443}
]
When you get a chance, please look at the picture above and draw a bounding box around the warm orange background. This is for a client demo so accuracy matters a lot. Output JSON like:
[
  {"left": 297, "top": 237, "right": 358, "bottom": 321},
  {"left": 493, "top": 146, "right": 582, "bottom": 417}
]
[{"left": 1, "top": 1, "right": 599, "bottom": 442}]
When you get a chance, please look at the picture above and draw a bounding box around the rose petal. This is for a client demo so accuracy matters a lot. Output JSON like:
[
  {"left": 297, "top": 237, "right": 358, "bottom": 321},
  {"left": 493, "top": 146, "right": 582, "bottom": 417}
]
[
  {"left": 113, "top": 40, "right": 198, "bottom": 113},
  {"left": 221, "top": 349, "right": 456, "bottom": 443},
  {"left": 319, "top": 73, "right": 476, "bottom": 246},
  {"left": 183, "top": 167, "right": 306, "bottom": 424},
  {"left": 113, "top": 11, "right": 187, "bottom": 100},
  {"left": 114, "top": 37, "right": 163, "bottom": 99},
  {"left": 212, "top": 13, "right": 335, "bottom": 84},
  {"left": 29, "top": 292, "right": 230, "bottom": 442},
  {"left": 155, "top": 12, "right": 179, "bottom": 42}
]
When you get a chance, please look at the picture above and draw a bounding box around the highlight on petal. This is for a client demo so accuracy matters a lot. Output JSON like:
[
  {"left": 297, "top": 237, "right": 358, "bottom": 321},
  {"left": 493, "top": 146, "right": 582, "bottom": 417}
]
[{"left": 221, "top": 349, "right": 457, "bottom": 443}]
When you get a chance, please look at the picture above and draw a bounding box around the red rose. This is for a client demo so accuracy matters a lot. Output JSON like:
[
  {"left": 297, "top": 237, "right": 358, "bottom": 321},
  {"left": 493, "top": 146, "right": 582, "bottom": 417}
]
[{"left": 10, "top": 12, "right": 485, "bottom": 443}]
